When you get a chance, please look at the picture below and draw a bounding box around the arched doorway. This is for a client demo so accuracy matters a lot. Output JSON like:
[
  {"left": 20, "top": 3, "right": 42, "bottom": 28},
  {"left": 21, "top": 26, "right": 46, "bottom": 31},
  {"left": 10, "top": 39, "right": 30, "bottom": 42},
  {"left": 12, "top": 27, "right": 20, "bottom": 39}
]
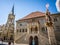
[
  {"left": 29, "top": 36, "right": 33, "bottom": 45},
  {"left": 34, "top": 36, "right": 38, "bottom": 45}
]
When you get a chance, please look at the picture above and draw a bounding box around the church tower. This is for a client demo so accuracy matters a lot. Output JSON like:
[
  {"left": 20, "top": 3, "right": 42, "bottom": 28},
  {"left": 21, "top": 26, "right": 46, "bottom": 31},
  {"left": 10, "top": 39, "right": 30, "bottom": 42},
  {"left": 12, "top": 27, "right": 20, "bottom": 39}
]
[{"left": 7, "top": 5, "right": 15, "bottom": 42}]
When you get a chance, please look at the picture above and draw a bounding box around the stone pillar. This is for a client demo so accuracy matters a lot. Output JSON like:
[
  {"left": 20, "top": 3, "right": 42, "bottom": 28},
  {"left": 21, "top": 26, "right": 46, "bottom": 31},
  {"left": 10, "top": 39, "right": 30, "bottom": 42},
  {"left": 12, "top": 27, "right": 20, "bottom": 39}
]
[
  {"left": 36, "top": 21, "right": 40, "bottom": 34},
  {"left": 27, "top": 23, "right": 31, "bottom": 34},
  {"left": 45, "top": 4, "right": 57, "bottom": 45},
  {"left": 47, "top": 26, "right": 57, "bottom": 45},
  {"left": 45, "top": 16, "right": 57, "bottom": 45},
  {"left": 45, "top": 15, "right": 57, "bottom": 45}
]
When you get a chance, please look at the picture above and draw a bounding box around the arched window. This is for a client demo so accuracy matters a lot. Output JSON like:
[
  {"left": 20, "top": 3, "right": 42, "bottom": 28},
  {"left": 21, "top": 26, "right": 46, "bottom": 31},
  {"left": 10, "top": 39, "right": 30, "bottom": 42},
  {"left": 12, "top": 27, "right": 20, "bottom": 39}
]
[
  {"left": 4, "top": 36, "right": 6, "bottom": 40},
  {"left": 42, "top": 27, "right": 45, "bottom": 32},
  {"left": 10, "top": 35, "right": 13, "bottom": 40},
  {"left": 17, "top": 30, "right": 18, "bottom": 32},
  {"left": 20, "top": 29, "right": 21, "bottom": 32},
  {"left": 0, "top": 33, "right": 1, "bottom": 36},
  {"left": 45, "top": 27, "right": 47, "bottom": 31},
  {"left": 25, "top": 29, "right": 27, "bottom": 32},
  {"left": 31, "top": 28, "right": 32, "bottom": 33},
  {"left": 22, "top": 29, "right": 24, "bottom": 32},
  {"left": 20, "top": 24, "right": 22, "bottom": 26},
  {"left": 54, "top": 17, "right": 57, "bottom": 22},
  {"left": 35, "top": 27, "right": 38, "bottom": 33}
]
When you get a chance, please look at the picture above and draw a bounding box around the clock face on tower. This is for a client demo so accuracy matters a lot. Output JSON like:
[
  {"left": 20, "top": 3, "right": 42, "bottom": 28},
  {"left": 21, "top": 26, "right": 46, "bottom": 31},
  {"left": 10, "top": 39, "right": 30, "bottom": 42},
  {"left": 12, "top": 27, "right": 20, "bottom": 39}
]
[
  {"left": 9, "top": 21, "right": 11, "bottom": 24},
  {"left": 10, "top": 15, "right": 15, "bottom": 19},
  {"left": 9, "top": 15, "right": 15, "bottom": 19}
]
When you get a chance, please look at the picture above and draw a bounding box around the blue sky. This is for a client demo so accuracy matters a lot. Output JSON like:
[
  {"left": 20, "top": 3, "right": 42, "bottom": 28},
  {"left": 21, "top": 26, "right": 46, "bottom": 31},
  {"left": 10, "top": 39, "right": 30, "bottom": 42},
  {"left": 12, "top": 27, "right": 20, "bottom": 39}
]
[{"left": 0, "top": 0, "right": 58, "bottom": 25}]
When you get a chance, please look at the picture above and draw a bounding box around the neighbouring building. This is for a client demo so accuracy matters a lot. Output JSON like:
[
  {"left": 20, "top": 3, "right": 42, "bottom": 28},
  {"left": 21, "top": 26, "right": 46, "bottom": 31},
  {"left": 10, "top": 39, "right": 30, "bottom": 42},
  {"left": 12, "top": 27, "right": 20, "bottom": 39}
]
[{"left": 0, "top": 6, "right": 15, "bottom": 42}]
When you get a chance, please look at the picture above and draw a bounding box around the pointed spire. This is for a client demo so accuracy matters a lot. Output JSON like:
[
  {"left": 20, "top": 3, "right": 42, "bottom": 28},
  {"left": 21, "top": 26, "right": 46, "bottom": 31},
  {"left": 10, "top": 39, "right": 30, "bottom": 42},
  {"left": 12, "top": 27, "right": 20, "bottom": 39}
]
[{"left": 12, "top": 5, "right": 14, "bottom": 15}]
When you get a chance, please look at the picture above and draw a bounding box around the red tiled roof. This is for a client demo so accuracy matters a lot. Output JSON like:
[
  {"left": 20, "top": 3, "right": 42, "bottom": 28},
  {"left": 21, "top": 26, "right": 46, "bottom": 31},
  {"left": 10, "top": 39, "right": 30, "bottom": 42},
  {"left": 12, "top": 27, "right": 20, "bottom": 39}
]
[{"left": 18, "top": 11, "right": 45, "bottom": 21}]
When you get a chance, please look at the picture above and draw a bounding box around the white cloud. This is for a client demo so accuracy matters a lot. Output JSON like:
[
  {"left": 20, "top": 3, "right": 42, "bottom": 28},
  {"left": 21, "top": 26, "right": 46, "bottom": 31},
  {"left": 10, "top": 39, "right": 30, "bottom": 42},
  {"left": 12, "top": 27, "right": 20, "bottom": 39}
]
[{"left": 56, "top": 0, "right": 60, "bottom": 12}]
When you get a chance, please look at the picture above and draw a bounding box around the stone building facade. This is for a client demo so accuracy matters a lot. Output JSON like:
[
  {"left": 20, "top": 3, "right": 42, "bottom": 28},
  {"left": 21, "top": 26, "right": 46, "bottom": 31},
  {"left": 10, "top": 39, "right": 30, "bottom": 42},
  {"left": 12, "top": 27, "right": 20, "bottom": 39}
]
[
  {"left": 0, "top": 5, "right": 60, "bottom": 45},
  {"left": 15, "top": 10, "right": 60, "bottom": 45}
]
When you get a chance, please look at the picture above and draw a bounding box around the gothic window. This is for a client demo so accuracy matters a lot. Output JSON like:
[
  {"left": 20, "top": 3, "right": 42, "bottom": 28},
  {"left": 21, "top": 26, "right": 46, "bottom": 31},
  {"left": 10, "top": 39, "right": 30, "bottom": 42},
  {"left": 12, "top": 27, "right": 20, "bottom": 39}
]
[
  {"left": 0, "top": 33, "right": 1, "bottom": 35},
  {"left": 25, "top": 29, "right": 27, "bottom": 32},
  {"left": 10, "top": 35, "right": 13, "bottom": 40},
  {"left": 31, "top": 28, "right": 32, "bottom": 33},
  {"left": 56, "top": 26, "right": 60, "bottom": 31},
  {"left": 20, "top": 29, "right": 21, "bottom": 32},
  {"left": 35, "top": 27, "right": 38, "bottom": 33},
  {"left": 42, "top": 27, "right": 45, "bottom": 32},
  {"left": 35, "top": 27, "right": 38, "bottom": 31},
  {"left": 39, "top": 19, "right": 45, "bottom": 25},
  {"left": 22, "top": 29, "right": 24, "bottom": 32},
  {"left": 45, "top": 27, "right": 47, "bottom": 31},
  {"left": 20, "top": 24, "right": 22, "bottom": 26},
  {"left": 54, "top": 17, "right": 57, "bottom": 22},
  {"left": 17, "top": 30, "right": 18, "bottom": 32},
  {"left": 4, "top": 36, "right": 6, "bottom": 40}
]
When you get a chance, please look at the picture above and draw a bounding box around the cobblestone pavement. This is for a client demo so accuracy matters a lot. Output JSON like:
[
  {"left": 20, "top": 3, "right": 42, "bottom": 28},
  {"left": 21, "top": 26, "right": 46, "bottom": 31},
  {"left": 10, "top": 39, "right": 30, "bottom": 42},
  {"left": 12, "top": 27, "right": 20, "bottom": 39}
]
[{"left": 0, "top": 41, "right": 28, "bottom": 45}]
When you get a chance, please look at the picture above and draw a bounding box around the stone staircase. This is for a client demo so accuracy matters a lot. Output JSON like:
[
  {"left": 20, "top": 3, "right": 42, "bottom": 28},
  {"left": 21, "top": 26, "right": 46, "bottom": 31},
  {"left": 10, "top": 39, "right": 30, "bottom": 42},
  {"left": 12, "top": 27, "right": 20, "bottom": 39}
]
[
  {"left": 15, "top": 31, "right": 49, "bottom": 45},
  {"left": 39, "top": 31, "right": 60, "bottom": 45},
  {"left": 15, "top": 33, "right": 27, "bottom": 42},
  {"left": 38, "top": 31, "right": 49, "bottom": 45},
  {"left": 15, "top": 33, "right": 27, "bottom": 44},
  {"left": 15, "top": 32, "right": 60, "bottom": 45}
]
